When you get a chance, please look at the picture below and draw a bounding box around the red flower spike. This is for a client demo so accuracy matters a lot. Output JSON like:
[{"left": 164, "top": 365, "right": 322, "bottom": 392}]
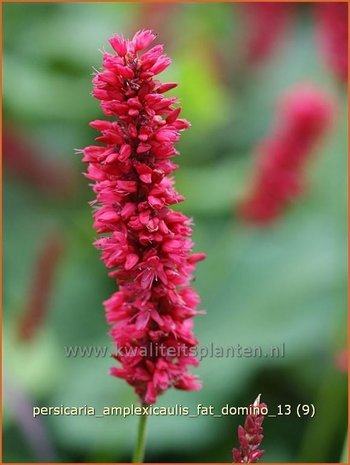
[
  {"left": 237, "top": 84, "right": 334, "bottom": 225},
  {"left": 81, "top": 30, "right": 205, "bottom": 405},
  {"left": 315, "top": 2, "right": 348, "bottom": 83},
  {"left": 232, "top": 394, "right": 267, "bottom": 463},
  {"left": 242, "top": 2, "right": 295, "bottom": 65}
]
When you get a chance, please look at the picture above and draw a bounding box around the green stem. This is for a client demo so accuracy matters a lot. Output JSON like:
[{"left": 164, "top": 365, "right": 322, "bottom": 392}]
[
  {"left": 340, "top": 431, "right": 348, "bottom": 463},
  {"left": 132, "top": 409, "right": 148, "bottom": 463}
]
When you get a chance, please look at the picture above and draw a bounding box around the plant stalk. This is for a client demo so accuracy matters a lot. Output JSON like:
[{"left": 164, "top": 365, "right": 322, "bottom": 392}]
[
  {"left": 340, "top": 431, "right": 348, "bottom": 463},
  {"left": 132, "top": 408, "right": 148, "bottom": 463}
]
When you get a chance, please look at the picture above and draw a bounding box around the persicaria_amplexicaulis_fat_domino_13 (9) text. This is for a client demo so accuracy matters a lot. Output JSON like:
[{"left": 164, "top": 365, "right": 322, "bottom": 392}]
[{"left": 79, "top": 30, "right": 206, "bottom": 405}]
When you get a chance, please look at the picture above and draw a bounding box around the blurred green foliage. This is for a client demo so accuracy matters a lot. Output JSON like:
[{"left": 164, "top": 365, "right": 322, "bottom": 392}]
[{"left": 3, "top": 2, "right": 347, "bottom": 463}]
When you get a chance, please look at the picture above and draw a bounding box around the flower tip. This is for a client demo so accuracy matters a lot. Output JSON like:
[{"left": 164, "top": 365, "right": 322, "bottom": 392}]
[
  {"left": 188, "top": 252, "right": 207, "bottom": 264},
  {"left": 109, "top": 34, "right": 127, "bottom": 56},
  {"left": 253, "top": 393, "right": 262, "bottom": 407},
  {"left": 132, "top": 29, "right": 157, "bottom": 51}
]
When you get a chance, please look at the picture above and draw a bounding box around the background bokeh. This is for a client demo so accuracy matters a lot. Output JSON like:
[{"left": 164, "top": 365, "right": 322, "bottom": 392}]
[{"left": 3, "top": 2, "right": 347, "bottom": 463}]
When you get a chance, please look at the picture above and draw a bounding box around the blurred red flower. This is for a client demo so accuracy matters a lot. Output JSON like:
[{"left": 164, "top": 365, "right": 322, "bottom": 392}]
[
  {"left": 17, "top": 231, "right": 64, "bottom": 342},
  {"left": 315, "top": 2, "right": 348, "bottom": 83},
  {"left": 242, "top": 2, "right": 295, "bottom": 65},
  {"left": 237, "top": 84, "right": 334, "bottom": 224},
  {"left": 4, "top": 125, "right": 76, "bottom": 197}
]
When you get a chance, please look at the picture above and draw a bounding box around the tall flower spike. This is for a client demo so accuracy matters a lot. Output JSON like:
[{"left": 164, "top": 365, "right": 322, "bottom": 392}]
[
  {"left": 81, "top": 30, "right": 205, "bottom": 405},
  {"left": 237, "top": 84, "right": 334, "bottom": 224},
  {"left": 232, "top": 394, "right": 267, "bottom": 463}
]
